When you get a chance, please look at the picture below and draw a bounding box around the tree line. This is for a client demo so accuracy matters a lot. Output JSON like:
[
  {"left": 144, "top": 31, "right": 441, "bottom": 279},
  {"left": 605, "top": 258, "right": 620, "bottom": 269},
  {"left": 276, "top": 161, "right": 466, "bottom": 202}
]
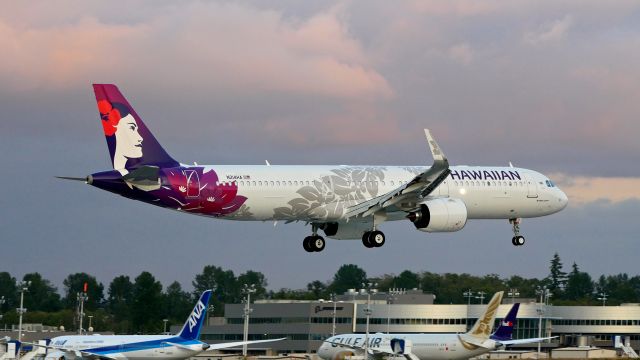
[{"left": 1, "top": 253, "right": 639, "bottom": 334}]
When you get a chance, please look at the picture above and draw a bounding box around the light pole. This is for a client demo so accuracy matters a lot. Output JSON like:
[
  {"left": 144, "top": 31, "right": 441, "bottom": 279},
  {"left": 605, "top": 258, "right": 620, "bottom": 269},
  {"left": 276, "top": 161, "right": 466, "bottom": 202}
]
[
  {"left": 330, "top": 293, "right": 337, "bottom": 337},
  {"left": 0, "top": 296, "right": 5, "bottom": 326},
  {"left": 463, "top": 289, "right": 474, "bottom": 305},
  {"left": 163, "top": 319, "right": 168, "bottom": 334},
  {"left": 597, "top": 292, "right": 608, "bottom": 307},
  {"left": 88, "top": 315, "right": 94, "bottom": 332},
  {"left": 242, "top": 284, "right": 256, "bottom": 357},
  {"left": 17, "top": 281, "right": 31, "bottom": 343},
  {"left": 475, "top": 291, "right": 486, "bottom": 305},
  {"left": 535, "top": 286, "right": 551, "bottom": 359},
  {"left": 77, "top": 291, "right": 89, "bottom": 334},
  {"left": 508, "top": 288, "right": 520, "bottom": 304},
  {"left": 361, "top": 282, "right": 377, "bottom": 359},
  {"left": 386, "top": 288, "right": 401, "bottom": 334}
]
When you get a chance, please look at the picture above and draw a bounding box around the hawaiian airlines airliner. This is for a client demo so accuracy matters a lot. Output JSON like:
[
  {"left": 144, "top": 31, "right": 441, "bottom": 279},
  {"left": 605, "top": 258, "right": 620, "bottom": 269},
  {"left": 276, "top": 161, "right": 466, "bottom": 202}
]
[
  {"left": 61, "top": 84, "right": 567, "bottom": 252},
  {"left": 27, "top": 291, "right": 282, "bottom": 360}
]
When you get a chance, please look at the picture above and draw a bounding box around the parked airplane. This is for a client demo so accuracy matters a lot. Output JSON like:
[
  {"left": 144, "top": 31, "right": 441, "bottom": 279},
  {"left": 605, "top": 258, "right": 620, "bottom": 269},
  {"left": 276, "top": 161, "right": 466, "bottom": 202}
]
[
  {"left": 61, "top": 84, "right": 568, "bottom": 252},
  {"left": 317, "top": 292, "right": 553, "bottom": 360},
  {"left": 27, "top": 290, "right": 282, "bottom": 360}
]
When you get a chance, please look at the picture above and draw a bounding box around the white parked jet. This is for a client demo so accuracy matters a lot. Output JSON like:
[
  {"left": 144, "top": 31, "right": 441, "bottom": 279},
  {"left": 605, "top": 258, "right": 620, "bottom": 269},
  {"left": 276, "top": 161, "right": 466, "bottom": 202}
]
[
  {"left": 28, "top": 291, "right": 282, "bottom": 360},
  {"left": 317, "top": 292, "right": 553, "bottom": 360},
  {"left": 64, "top": 85, "right": 568, "bottom": 252}
]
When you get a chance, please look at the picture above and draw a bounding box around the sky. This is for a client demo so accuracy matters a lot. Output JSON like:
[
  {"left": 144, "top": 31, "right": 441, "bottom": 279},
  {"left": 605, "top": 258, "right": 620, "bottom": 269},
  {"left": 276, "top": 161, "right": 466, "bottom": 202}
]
[{"left": 1, "top": 0, "right": 640, "bottom": 294}]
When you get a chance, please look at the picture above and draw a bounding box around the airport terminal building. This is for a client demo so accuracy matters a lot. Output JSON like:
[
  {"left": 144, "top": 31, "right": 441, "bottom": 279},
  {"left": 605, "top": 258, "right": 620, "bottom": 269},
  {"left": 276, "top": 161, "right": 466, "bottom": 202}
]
[{"left": 198, "top": 291, "right": 640, "bottom": 355}]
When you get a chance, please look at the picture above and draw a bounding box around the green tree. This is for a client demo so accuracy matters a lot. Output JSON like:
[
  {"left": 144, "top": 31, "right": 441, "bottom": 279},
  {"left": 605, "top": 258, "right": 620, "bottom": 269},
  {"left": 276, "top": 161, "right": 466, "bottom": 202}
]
[
  {"left": 22, "top": 273, "right": 61, "bottom": 312},
  {"left": 131, "top": 272, "right": 163, "bottom": 333},
  {"left": 329, "top": 264, "right": 367, "bottom": 294},
  {"left": 192, "top": 265, "right": 240, "bottom": 315},
  {"left": 394, "top": 271, "right": 421, "bottom": 290},
  {"left": 163, "top": 281, "right": 193, "bottom": 327},
  {"left": 564, "top": 263, "right": 594, "bottom": 303},
  {"left": 306, "top": 280, "right": 328, "bottom": 299},
  {"left": 547, "top": 253, "right": 567, "bottom": 298},
  {"left": 63, "top": 273, "right": 105, "bottom": 311},
  {"left": 237, "top": 270, "right": 268, "bottom": 300},
  {"left": 107, "top": 275, "right": 134, "bottom": 333},
  {"left": 0, "top": 272, "right": 17, "bottom": 312}
]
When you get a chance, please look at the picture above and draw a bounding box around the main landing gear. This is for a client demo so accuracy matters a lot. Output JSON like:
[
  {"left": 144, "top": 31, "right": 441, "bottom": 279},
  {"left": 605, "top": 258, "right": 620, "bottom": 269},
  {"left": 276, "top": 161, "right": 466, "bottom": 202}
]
[
  {"left": 303, "top": 224, "right": 325, "bottom": 252},
  {"left": 509, "top": 218, "right": 525, "bottom": 246},
  {"left": 362, "top": 230, "right": 386, "bottom": 248}
]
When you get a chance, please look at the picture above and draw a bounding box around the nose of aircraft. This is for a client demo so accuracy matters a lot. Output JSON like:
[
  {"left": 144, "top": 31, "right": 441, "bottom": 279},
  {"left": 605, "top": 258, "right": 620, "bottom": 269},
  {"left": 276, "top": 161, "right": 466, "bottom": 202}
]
[
  {"left": 557, "top": 189, "right": 568, "bottom": 210},
  {"left": 317, "top": 342, "right": 330, "bottom": 360}
]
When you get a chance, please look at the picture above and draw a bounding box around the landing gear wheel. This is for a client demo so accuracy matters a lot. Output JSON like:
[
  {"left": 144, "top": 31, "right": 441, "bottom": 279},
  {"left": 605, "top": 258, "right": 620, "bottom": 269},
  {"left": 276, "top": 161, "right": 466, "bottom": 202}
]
[
  {"left": 369, "top": 231, "right": 386, "bottom": 247},
  {"left": 362, "top": 232, "right": 374, "bottom": 248},
  {"left": 515, "top": 236, "right": 525, "bottom": 246},
  {"left": 303, "top": 236, "right": 314, "bottom": 252},
  {"left": 311, "top": 236, "right": 326, "bottom": 252},
  {"left": 509, "top": 218, "right": 525, "bottom": 247}
]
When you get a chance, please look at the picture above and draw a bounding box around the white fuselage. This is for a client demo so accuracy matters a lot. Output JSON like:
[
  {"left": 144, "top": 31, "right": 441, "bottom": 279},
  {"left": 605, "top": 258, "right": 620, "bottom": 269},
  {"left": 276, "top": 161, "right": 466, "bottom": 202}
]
[
  {"left": 205, "top": 165, "right": 567, "bottom": 222},
  {"left": 318, "top": 333, "right": 497, "bottom": 360},
  {"left": 45, "top": 335, "right": 204, "bottom": 360}
]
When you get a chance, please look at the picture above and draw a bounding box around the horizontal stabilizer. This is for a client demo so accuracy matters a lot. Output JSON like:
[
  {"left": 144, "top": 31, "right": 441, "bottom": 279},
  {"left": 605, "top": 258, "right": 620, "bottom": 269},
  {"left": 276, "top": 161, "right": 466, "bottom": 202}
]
[
  {"left": 56, "top": 176, "right": 88, "bottom": 182},
  {"left": 122, "top": 165, "right": 161, "bottom": 191},
  {"left": 205, "top": 338, "right": 287, "bottom": 351}
]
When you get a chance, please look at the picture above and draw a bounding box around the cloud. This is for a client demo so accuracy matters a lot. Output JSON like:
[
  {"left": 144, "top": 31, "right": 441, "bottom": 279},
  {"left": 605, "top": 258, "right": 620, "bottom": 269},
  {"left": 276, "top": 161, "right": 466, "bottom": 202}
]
[
  {"left": 524, "top": 15, "right": 573, "bottom": 45},
  {"left": 551, "top": 173, "right": 640, "bottom": 204},
  {"left": 448, "top": 43, "right": 474, "bottom": 65},
  {"left": 0, "top": 3, "right": 392, "bottom": 100}
]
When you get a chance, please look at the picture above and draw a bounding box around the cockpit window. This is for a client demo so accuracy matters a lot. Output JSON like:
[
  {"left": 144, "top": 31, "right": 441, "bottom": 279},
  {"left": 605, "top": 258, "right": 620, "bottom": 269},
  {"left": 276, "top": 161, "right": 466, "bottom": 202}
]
[{"left": 545, "top": 180, "right": 556, "bottom": 187}]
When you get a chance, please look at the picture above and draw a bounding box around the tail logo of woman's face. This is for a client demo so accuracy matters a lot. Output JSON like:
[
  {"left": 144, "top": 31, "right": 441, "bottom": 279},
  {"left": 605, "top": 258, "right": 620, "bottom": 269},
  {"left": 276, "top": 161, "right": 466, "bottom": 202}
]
[{"left": 98, "top": 100, "right": 143, "bottom": 172}]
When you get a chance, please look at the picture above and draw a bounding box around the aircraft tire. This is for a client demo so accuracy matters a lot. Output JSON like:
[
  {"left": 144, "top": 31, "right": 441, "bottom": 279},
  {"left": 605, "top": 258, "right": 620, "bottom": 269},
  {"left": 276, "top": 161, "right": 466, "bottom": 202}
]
[
  {"left": 516, "top": 236, "right": 525, "bottom": 246},
  {"left": 362, "top": 232, "right": 374, "bottom": 248},
  {"left": 303, "top": 236, "right": 314, "bottom": 252},
  {"left": 369, "top": 231, "right": 385, "bottom": 247},
  {"left": 312, "top": 236, "right": 325, "bottom": 252}
]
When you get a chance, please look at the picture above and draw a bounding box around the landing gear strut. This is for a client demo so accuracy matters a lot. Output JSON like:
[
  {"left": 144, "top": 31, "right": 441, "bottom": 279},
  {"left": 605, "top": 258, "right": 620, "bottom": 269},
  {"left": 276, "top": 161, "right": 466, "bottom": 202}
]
[
  {"left": 303, "top": 224, "right": 326, "bottom": 252},
  {"left": 509, "top": 218, "right": 525, "bottom": 246},
  {"left": 362, "top": 230, "right": 385, "bottom": 248}
]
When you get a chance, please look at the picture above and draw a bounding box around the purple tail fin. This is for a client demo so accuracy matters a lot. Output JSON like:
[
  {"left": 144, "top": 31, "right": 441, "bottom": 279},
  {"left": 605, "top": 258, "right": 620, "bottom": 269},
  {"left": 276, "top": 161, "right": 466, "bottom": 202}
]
[
  {"left": 93, "top": 84, "right": 178, "bottom": 173},
  {"left": 491, "top": 303, "right": 520, "bottom": 341}
]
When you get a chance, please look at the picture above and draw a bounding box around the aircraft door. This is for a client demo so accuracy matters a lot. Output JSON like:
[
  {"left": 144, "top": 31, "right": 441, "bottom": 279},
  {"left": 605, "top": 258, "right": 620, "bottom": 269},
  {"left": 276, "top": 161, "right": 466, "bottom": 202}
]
[
  {"left": 525, "top": 174, "right": 538, "bottom": 198},
  {"left": 184, "top": 170, "right": 200, "bottom": 198}
]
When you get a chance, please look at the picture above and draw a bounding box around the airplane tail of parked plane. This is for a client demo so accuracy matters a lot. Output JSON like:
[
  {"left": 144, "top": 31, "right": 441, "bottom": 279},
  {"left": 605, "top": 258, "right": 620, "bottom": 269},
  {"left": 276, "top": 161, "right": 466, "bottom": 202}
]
[
  {"left": 177, "top": 290, "right": 212, "bottom": 341},
  {"left": 461, "top": 291, "right": 504, "bottom": 346},
  {"left": 92, "top": 84, "right": 178, "bottom": 172},
  {"left": 491, "top": 303, "right": 520, "bottom": 341}
]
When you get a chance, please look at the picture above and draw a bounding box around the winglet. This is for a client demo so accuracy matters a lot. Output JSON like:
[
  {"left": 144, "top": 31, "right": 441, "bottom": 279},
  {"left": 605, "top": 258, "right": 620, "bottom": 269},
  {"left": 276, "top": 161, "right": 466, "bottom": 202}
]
[{"left": 424, "top": 129, "right": 447, "bottom": 163}]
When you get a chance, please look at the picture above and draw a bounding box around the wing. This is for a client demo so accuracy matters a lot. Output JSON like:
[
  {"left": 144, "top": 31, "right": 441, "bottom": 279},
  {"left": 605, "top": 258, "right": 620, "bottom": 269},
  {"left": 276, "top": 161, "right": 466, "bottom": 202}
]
[
  {"left": 23, "top": 342, "right": 117, "bottom": 360},
  {"left": 499, "top": 336, "right": 557, "bottom": 345},
  {"left": 205, "top": 338, "right": 287, "bottom": 351},
  {"left": 344, "top": 129, "right": 450, "bottom": 219}
]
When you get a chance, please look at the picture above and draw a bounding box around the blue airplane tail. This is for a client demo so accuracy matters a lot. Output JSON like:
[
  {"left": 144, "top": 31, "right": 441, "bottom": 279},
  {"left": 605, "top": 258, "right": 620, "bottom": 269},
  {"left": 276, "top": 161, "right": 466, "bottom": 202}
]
[
  {"left": 492, "top": 303, "right": 520, "bottom": 341},
  {"left": 177, "top": 290, "right": 212, "bottom": 340}
]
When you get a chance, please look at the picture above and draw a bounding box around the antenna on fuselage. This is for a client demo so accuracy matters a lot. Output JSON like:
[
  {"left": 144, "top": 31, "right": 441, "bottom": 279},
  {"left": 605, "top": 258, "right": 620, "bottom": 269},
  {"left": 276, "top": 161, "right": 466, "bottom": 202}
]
[
  {"left": 509, "top": 161, "right": 514, "bottom": 168},
  {"left": 265, "top": 160, "right": 271, "bottom": 166}
]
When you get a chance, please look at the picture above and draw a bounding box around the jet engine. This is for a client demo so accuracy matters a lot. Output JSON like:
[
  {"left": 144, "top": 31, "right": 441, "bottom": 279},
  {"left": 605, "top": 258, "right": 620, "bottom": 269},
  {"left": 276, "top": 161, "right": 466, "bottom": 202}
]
[{"left": 407, "top": 198, "right": 467, "bottom": 232}]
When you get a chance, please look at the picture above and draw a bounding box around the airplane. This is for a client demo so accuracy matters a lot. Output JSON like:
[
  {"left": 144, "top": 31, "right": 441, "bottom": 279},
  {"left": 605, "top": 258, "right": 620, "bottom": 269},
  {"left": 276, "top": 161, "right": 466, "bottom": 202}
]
[
  {"left": 60, "top": 84, "right": 568, "bottom": 252},
  {"left": 26, "top": 290, "right": 283, "bottom": 360},
  {"left": 317, "top": 292, "right": 554, "bottom": 360}
]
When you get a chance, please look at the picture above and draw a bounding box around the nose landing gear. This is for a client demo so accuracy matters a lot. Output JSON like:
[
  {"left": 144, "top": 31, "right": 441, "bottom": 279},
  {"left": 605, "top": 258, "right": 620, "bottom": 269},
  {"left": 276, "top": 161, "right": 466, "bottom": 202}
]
[{"left": 510, "top": 218, "right": 525, "bottom": 246}]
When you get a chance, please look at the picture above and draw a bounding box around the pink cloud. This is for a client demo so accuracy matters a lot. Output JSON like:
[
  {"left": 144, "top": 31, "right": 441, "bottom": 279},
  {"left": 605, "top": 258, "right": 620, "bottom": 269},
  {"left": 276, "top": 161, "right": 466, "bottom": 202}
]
[{"left": 551, "top": 173, "right": 640, "bottom": 204}]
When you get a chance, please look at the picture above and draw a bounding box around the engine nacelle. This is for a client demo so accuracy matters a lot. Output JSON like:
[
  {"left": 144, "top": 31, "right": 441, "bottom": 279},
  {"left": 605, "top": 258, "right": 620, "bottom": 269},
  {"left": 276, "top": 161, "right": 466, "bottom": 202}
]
[
  {"left": 407, "top": 198, "right": 467, "bottom": 232},
  {"left": 390, "top": 338, "right": 413, "bottom": 355}
]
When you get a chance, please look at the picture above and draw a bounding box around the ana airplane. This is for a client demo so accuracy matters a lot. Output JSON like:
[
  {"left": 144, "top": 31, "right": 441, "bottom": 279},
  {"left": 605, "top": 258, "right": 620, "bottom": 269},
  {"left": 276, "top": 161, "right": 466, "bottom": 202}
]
[
  {"left": 317, "top": 292, "right": 553, "bottom": 360},
  {"left": 28, "top": 291, "right": 282, "bottom": 360},
  {"left": 61, "top": 84, "right": 568, "bottom": 252}
]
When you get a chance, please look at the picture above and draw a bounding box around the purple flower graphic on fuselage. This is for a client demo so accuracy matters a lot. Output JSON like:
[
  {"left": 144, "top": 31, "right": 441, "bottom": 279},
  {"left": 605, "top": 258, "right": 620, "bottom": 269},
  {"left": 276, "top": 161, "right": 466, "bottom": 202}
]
[{"left": 156, "top": 167, "right": 247, "bottom": 216}]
